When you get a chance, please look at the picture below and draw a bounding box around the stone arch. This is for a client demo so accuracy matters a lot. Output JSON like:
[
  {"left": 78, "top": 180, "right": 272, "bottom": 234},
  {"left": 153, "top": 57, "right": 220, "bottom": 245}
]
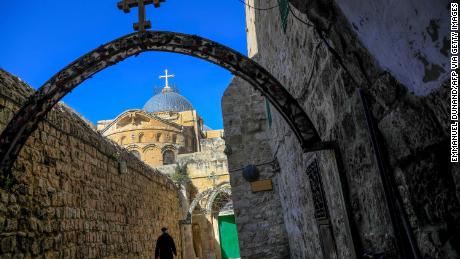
[
  {"left": 161, "top": 144, "right": 177, "bottom": 152},
  {"left": 126, "top": 144, "right": 141, "bottom": 158},
  {"left": 205, "top": 184, "right": 232, "bottom": 214},
  {"left": 184, "top": 182, "right": 231, "bottom": 223},
  {"left": 0, "top": 31, "right": 320, "bottom": 176},
  {"left": 142, "top": 143, "right": 158, "bottom": 152},
  {"left": 125, "top": 144, "right": 140, "bottom": 150}
]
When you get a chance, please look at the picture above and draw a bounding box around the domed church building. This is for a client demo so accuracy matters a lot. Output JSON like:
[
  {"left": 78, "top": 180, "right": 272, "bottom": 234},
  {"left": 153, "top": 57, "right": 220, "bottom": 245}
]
[{"left": 97, "top": 69, "right": 218, "bottom": 167}]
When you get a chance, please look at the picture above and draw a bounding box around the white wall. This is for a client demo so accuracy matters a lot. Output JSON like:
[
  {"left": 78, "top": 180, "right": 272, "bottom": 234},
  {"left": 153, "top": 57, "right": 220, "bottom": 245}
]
[{"left": 336, "top": 0, "right": 450, "bottom": 95}]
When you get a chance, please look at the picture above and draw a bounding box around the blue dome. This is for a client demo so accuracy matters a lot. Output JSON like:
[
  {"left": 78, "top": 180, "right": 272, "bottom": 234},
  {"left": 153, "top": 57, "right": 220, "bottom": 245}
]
[{"left": 143, "top": 91, "right": 193, "bottom": 113}]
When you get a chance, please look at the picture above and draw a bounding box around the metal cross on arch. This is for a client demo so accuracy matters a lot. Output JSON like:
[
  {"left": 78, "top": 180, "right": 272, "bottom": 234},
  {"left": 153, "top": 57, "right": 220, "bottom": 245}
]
[
  {"left": 0, "top": 31, "right": 321, "bottom": 184},
  {"left": 117, "top": 0, "right": 165, "bottom": 31}
]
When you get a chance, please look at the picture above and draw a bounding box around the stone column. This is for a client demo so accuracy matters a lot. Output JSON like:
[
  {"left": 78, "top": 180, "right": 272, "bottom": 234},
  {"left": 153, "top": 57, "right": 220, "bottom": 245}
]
[
  {"left": 211, "top": 214, "right": 222, "bottom": 259},
  {"left": 178, "top": 184, "right": 197, "bottom": 259}
]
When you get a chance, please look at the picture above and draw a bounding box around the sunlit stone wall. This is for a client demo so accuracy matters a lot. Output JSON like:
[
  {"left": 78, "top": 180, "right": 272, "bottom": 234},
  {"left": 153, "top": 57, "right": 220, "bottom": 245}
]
[{"left": 0, "top": 69, "right": 183, "bottom": 258}]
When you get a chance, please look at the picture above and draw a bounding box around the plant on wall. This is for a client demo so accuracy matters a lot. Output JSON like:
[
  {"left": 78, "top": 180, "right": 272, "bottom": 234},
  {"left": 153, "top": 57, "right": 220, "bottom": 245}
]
[{"left": 171, "top": 162, "right": 190, "bottom": 185}]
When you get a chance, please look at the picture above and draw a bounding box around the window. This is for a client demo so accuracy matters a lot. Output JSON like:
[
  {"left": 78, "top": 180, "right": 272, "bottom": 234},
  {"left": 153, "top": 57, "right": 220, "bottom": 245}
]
[
  {"left": 139, "top": 133, "right": 144, "bottom": 143},
  {"left": 163, "top": 150, "right": 175, "bottom": 165},
  {"left": 156, "top": 133, "right": 162, "bottom": 142},
  {"left": 131, "top": 150, "right": 141, "bottom": 159},
  {"left": 172, "top": 134, "right": 177, "bottom": 143},
  {"left": 120, "top": 136, "right": 126, "bottom": 145}
]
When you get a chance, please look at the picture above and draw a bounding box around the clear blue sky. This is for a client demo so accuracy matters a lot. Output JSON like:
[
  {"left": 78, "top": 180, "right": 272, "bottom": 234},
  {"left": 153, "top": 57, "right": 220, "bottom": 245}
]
[{"left": 0, "top": 0, "right": 248, "bottom": 129}]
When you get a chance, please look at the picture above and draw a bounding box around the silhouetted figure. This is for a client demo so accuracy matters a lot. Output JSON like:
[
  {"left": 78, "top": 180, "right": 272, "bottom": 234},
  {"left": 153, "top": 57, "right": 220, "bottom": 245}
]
[{"left": 155, "top": 227, "right": 177, "bottom": 259}]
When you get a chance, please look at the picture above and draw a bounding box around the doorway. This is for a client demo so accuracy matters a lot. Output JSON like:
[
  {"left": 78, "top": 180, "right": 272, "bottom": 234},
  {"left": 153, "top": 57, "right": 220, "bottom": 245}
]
[{"left": 218, "top": 214, "right": 241, "bottom": 259}]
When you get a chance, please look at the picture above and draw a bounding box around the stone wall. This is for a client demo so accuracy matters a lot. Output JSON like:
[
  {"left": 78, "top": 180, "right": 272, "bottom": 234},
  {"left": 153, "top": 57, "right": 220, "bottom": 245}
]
[
  {"left": 222, "top": 76, "right": 290, "bottom": 259},
  {"left": 180, "top": 138, "right": 230, "bottom": 194},
  {"left": 334, "top": 0, "right": 450, "bottom": 95},
  {"left": 156, "top": 137, "right": 230, "bottom": 194},
  {"left": 0, "top": 69, "right": 183, "bottom": 258},
  {"left": 222, "top": 1, "right": 459, "bottom": 258}
]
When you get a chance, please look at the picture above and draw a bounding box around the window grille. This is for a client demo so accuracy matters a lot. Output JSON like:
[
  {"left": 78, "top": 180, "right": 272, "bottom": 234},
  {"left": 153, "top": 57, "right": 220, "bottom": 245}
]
[{"left": 306, "top": 159, "right": 329, "bottom": 220}]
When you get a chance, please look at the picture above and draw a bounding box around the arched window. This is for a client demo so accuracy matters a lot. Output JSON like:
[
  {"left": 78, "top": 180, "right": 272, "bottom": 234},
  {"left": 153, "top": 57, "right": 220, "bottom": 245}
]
[
  {"left": 156, "top": 133, "right": 162, "bottom": 142},
  {"left": 130, "top": 150, "right": 141, "bottom": 159},
  {"left": 120, "top": 136, "right": 126, "bottom": 145},
  {"left": 163, "top": 150, "right": 175, "bottom": 165}
]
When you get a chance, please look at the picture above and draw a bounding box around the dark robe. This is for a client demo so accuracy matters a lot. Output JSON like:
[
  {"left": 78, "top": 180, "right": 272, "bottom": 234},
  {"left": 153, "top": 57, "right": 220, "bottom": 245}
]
[{"left": 155, "top": 233, "right": 177, "bottom": 259}]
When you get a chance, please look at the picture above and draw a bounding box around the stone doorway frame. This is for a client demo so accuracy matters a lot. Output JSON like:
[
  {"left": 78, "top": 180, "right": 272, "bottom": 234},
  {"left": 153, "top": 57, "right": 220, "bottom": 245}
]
[{"left": 0, "top": 31, "right": 321, "bottom": 179}]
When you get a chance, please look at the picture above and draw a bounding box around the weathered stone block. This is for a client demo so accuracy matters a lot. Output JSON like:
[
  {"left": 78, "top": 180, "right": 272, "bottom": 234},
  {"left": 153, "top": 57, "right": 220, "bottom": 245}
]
[{"left": 378, "top": 104, "right": 444, "bottom": 163}]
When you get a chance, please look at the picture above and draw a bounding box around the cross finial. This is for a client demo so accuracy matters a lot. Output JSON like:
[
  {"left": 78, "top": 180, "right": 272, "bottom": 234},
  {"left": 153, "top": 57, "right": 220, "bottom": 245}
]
[
  {"left": 159, "top": 69, "right": 175, "bottom": 90},
  {"left": 117, "top": 0, "right": 166, "bottom": 31}
]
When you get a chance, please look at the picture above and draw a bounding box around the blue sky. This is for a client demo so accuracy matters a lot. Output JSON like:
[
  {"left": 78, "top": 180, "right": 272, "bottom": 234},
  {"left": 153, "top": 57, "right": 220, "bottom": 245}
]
[{"left": 0, "top": 0, "right": 248, "bottom": 129}]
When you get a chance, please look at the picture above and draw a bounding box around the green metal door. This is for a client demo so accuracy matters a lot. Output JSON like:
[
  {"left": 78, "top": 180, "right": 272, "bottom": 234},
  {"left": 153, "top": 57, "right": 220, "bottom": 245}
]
[{"left": 218, "top": 215, "right": 241, "bottom": 259}]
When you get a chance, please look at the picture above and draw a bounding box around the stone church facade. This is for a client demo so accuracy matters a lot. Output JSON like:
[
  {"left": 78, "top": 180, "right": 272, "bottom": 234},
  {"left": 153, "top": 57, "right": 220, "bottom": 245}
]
[{"left": 97, "top": 78, "right": 203, "bottom": 167}]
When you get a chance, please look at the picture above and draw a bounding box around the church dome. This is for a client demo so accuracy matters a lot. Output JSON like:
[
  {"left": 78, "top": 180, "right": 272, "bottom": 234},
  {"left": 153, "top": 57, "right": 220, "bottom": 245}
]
[{"left": 143, "top": 90, "right": 193, "bottom": 113}]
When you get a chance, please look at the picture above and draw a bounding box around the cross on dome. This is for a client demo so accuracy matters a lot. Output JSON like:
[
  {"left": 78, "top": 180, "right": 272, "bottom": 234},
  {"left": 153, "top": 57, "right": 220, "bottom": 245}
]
[
  {"left": 159, "top": 69, "right": 175, "bottom": 92},
  {"left": 144, "top": 69, "right": 193, "bottom": 113}
]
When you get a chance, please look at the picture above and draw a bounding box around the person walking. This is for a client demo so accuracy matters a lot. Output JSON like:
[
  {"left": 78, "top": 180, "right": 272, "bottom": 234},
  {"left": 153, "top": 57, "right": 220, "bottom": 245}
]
[{"left": 155, "top": 227, "right": 177, "bottom": 259}]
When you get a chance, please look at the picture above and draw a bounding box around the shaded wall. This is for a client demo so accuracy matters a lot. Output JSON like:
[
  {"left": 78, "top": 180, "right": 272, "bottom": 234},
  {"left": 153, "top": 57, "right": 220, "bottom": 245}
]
[
  {"left": 334, "top": 0, "right": 450, "bottom": 95},
  {"left": 222, "top": 76, "right": 290, "bottom": 258},
  {"left": 223, "top": 0, "right": 458, "bottom": 258},
  {"left": 0, "top": 69, "right": 183, "bottom": 258}
]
